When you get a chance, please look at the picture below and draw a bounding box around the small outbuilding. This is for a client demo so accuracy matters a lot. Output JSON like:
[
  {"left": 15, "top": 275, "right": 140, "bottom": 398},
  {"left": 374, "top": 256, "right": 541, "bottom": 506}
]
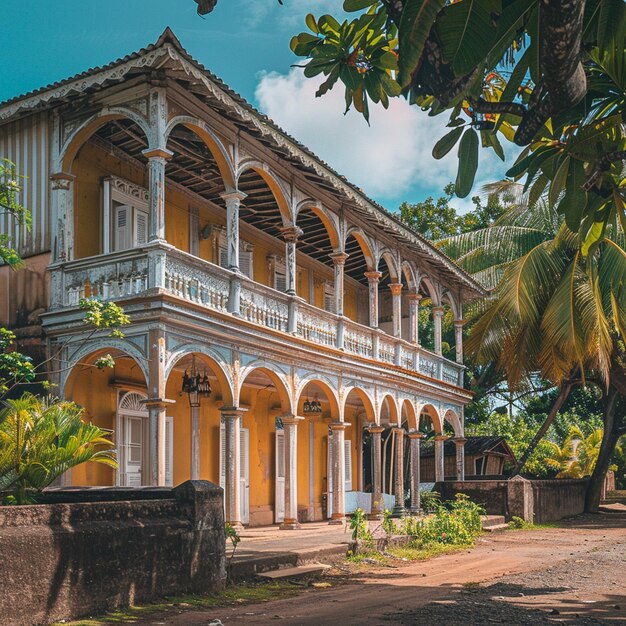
[{"left": 420, "top": 436, "right": 516, "bottom": 481}]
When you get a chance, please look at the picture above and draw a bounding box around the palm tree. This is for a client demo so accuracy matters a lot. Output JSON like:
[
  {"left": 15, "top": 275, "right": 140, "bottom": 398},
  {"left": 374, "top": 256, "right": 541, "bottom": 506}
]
[
  {"left": 0, "top": 393, "right": 118, "bottom": 504},
  {"left": 439, "top": 190, "right": 626, "bottom": 511}
]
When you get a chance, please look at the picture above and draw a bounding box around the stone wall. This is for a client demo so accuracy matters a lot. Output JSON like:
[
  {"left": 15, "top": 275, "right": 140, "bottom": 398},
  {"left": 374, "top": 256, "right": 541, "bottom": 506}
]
[
  {"left": 0, "top": 480, "right": 225, "bottom": 626},
  {"left": 438, "top": 477, "right": 588, "bottom": 523}
]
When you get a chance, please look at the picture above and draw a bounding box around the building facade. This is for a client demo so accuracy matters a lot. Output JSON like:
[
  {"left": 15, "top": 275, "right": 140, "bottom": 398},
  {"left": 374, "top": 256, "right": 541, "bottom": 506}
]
[{"left": 0, "top": 30, "right": 485, "bottom": 528}]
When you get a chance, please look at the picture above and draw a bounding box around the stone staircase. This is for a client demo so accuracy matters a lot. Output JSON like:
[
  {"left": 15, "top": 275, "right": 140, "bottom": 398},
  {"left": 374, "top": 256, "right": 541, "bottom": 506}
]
[
  {"left": 600, "top": 490, "right": 626, "bottom": 513},
  {"left": 481, "top": 515, "right": 508, "bottom": 532}
]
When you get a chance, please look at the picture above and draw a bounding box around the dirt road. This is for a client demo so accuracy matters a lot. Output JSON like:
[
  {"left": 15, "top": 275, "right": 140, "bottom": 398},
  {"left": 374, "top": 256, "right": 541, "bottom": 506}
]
[{"left": 144, "top": 514, "right": 626, "bottom": 625}]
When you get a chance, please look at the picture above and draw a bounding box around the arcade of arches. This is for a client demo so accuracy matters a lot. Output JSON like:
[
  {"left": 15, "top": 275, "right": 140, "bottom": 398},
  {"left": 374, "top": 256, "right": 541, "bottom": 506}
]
[{"left": 64, "top": 347, "right": 467, "bottom": 529}]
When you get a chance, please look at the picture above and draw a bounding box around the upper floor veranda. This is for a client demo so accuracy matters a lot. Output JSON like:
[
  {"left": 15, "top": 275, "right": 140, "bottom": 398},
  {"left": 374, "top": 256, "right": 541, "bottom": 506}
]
[{"left": 0, "top": 29, "right": 485, "bottom": 392}]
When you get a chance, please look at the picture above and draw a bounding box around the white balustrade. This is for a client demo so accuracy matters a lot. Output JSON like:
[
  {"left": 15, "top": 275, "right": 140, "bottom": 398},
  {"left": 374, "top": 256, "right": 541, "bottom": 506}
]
[
  {"left": 378, "top": 337, "right": 395, "bottom": 364},
  {"left": 164, "top": 251, "right": 229, "bottom": 312},
  {"left": 419, "top": 355, "right": 438, "bottom": 378},
  {"left": 343, "top": 321, "right": 373, "bottom": 358},
  {"left": 240, "top": 283, "right": 289, "bottom": 332},
  {"left": 53, "top": 244, "right": 465, "bottom": 388},
  {"left": 296, "top": 303, "right": 337, "bottom": 347},
  {"left": 59, "top": 250, "right": 149, "bottom": 307}
]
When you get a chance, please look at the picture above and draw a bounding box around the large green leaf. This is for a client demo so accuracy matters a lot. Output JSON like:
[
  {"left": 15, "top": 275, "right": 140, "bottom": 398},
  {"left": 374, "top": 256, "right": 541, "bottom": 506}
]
[
  {"left": 561, "top": 159, "right": 588, "bottom": 233},
  {"left": 432, "top": 126, "right": 464, "bottom": 159},
  {"left": 398, "top": 0, "right": 445, "bottom": 88},
  {"left": 455, "top": 127, "right": 479, "bottom": 198},
  {"left": 437, "top": 0, "right": 502, "bottom": 76},
  {"left": 343, "top": 0, "right": 377, "bottom": 12}
]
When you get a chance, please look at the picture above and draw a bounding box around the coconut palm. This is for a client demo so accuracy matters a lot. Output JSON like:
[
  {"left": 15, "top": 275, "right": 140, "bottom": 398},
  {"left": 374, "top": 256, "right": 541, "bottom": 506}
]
[
  {"left": 438, "top": 186, "right": 626, "bottom": 511},
  {"left": 0, "top": 393, "right": 117, "bottom": 504}
]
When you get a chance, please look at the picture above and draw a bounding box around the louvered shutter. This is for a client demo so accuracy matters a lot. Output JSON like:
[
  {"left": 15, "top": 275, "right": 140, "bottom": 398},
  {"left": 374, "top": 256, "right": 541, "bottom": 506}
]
[
  {"left": 219, "top": 422, "right": 226, "bottom": 489},
  {"left": 324, "top": 282, "right": 335, "bottom": 313},
  {"left": 274, "top": 258, "right": 287, "bottom": 292},
  {"left": 240, "top": 428, "right": 249, "bottom": 524},
  {"left": 134, "top": 208, "right": 149, "bottom": 246},
  {"left": 219, "top": 244, "right": 228, "bottom": 269},
  {"left": 275, "top": 429, "right": 285, "bottom": 523},
  {"left": 344, "top": 440, "right": 352, "bottom": 492},
  {"left": 327, "top": 435, "right": 333, "bottom": 518},
  {"left": 165, "top": 416, "right": 173, "bottom": 487},
  {"left": 240, "top": 248, "right": 253, "bottom": 279},
  {"left": 114, "top": 204, "right": 130, "bottom": 251}
]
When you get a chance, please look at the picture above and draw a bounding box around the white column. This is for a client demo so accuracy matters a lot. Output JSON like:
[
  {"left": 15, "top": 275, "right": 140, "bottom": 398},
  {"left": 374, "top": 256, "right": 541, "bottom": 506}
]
[
  {"left": 454, "top": 437, "right": 467, "bottom": 481},
  {"left": 221, "top": 191, "right": 247, "bottom": 271},
  {"left": 392, "top": 427, "right": 405, "bottom": 517},
  {"left": 280, "top": 225, "right": 303, "bottom": 296},
  {"left": 408, "top": 293, "right": 421, "bottom": 345},
  {"left": 454, "top": 319, "right": 464, "bottom": 364},
  {"left": 330, "top": 251, "right": 349, "bottom": 316},
  {"left": 390, "top": 283, "right": 403, "bottom": 338},
  {"left": 144, "top": 329, "right": 173, "bottom": 486},
  {"left": 365, "top": 271, "right": 382, "bottom": 328},
  {"left": 280, "top": 415, "right": 304, "bottom": 530},
  {"left": 433, "top": 306, "right": 444, "bottom": 356},
  {"left": 190, "top": 402, "right": 200, "bottom": 480},
  {"left": 434, "top": 435, "right": 448, "bottom": 482},
  {"left": 368, "top": 426, "right": 384, "bottom": 520},
  {"left": 409, "top": 432, "right": 424, "bottom": 513},
  {"left": 222, "top": 407, "right": 246, "bottom": 531},
  {"left": 50, "top": 172, "right": 76, "bottom": 262},
  {"left": 329, "top": 422, "right": 349, "bottom": 524},
  {"left": 142, "top": 148, "right": 173, "bottom": 243}
]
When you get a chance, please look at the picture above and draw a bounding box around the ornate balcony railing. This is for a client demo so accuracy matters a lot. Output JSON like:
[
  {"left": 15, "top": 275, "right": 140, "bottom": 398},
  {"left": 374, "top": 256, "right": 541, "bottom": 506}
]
[{"left": 49, "top": 242, "right": 464, "bottom": 386}]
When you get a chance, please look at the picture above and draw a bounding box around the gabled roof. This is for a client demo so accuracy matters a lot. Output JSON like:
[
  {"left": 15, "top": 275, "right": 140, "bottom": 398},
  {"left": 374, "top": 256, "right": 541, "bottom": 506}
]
[
  {"left": 421, "top": 436, "right": 516, "bottom": 461},
  {"left": 0, "top": 28, "right": 487, "bottom": 298}
]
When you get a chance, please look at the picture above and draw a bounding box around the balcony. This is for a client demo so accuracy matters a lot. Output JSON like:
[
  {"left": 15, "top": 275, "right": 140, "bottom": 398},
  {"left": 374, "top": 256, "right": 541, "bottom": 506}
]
[{"left": 49, "top": 243, "right": 465, "bottom": 387}]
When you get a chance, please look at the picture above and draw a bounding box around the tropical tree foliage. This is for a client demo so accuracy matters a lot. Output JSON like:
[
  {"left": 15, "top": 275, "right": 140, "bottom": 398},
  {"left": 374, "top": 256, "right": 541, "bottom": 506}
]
[
  {"left": 0, "top": 393, "right": 117, "bottom": 504},
  {"left": 192, "top": 0, "right": 626, "bottom": 247}
]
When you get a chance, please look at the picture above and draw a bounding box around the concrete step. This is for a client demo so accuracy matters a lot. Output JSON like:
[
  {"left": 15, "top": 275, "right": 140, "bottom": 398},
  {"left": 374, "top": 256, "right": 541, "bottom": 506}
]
[
  {"left": 483, "top": 523, "right": 509, "bottom": 533},
  {"left": 257, "top": 563, "right": 332, "bottom": 581},
  {"left": 481, "top": 515, "right": 506, "bottom": 529},
  {"left": 230, "top": 543, "right": 347, "bottom": 581}
]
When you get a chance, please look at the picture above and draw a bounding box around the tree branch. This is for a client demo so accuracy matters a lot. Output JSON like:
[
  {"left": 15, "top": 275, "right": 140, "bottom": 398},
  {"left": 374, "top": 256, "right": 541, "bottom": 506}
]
[
  {"left": 469, "top": 97, "right": 527, "bottom": 119},
  {"left": 582, "top": 151, "right": 626, "bottom": 192}
]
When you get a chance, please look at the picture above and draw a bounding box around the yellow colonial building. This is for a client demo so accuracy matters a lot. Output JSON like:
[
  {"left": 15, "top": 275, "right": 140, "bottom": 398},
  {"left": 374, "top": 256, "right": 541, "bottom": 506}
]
[{"left": 0, "top": 30, "right": 485, "bottom": 529}]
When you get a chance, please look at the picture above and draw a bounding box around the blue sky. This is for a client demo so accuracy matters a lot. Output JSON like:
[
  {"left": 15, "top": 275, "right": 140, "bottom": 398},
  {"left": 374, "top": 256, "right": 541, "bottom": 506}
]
[{"left": 1, "top": 0, "right": 513, "bottom": 212}]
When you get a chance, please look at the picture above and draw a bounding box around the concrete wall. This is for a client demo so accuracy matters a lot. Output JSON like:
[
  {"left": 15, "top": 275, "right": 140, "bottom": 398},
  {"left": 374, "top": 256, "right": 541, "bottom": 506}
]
[
  {"left": 438, "top": 478, "right": 588, "bottom": 523},
  {"left": 438, "top": 480, "right": 509, "bottom": 515},
  {"left": 0, "top": 481, "right": 225, "bottom": 626},
  {"left": 530, "top": 479, "right": 587, "bottom": 523}
]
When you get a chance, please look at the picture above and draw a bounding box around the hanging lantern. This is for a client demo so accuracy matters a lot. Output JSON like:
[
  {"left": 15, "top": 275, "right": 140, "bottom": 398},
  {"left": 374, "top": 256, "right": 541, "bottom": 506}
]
[{"left": 181, "top": 355, "right": 211, "bottom": 405}]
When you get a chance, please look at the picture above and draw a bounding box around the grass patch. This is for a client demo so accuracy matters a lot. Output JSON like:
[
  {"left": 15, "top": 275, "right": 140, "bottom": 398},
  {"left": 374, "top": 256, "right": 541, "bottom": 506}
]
[
  {"left": 346, "top": 541, "right": 472, "bottom": 568},
  {"left": 386, "top": 542, "right": 472, "bottom": 561},
  {"left": 507, "top": 516, "right": 559, "bottom": 531},
  {"left": 56, "top": 581, "right": 302, "bottom": 625}
]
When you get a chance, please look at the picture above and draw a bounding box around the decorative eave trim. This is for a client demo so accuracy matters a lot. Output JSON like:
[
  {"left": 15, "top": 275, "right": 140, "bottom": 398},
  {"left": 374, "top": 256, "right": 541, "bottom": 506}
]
[{"left": 0, "top": 48, "right": 170, "bottom": 123}]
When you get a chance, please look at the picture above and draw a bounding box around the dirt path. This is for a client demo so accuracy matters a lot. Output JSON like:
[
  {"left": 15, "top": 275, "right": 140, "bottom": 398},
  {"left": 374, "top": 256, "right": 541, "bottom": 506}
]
[{"left": 143, "top": 514, "right": 626, "bottom": 625}]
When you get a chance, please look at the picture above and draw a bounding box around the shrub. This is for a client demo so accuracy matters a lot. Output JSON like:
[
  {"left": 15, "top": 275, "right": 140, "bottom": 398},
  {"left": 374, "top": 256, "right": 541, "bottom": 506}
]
[
  {"left": 350, "top": 507, "right": 373, "bottom": 545},
  {"left": 420, "top": 489, "right": 441, "bottom": 513},
  {"left": 0, "top": 393, "right": 117, "bottom": 504}
]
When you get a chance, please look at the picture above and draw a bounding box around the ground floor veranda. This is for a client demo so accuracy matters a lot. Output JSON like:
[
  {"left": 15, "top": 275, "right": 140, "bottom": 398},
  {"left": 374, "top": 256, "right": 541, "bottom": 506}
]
[{"left": 62, "top": 343, "right": 467, "bottom": 529}]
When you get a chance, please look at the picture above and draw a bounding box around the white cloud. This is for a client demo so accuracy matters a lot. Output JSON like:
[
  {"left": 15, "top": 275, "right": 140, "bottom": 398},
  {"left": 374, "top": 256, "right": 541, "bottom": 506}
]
[{"left": 255, "top": 68, "right": 516, "bottom": 209}]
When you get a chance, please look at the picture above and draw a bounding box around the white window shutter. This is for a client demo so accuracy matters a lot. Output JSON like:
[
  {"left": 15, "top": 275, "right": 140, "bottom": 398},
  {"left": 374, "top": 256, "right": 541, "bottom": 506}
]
[
  {"left": 114, "top": 205, "right": 130, "bottom": 251},
  {"left": 134, "top": 208, "right": 149, "bottom": 246},
  {"left": 344, "top": 439, "right": 352, "bottom": 492},
  {"left": 219, "top": 422, "right": 226, "bottom": 488},
  {"left": 324, "top": 282, "right": 336, "bottom": 313},
  {"left": 240, "top": 427, "right": 250, "bottom": 524},
  {"left": 219, "top": 245, "right": 228, "bottom": 269},
  {"left": 165, "top": 416, "right": 173, "bottom": 487},
  {"left": 240, "top": 248, "right": 253, "bottom": 279},
  {"left": 327, "top": 434, "right": 333, "bottom": 518},
  {"left": 275, "top": 429, "right": 285, "bottom": 523}
]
